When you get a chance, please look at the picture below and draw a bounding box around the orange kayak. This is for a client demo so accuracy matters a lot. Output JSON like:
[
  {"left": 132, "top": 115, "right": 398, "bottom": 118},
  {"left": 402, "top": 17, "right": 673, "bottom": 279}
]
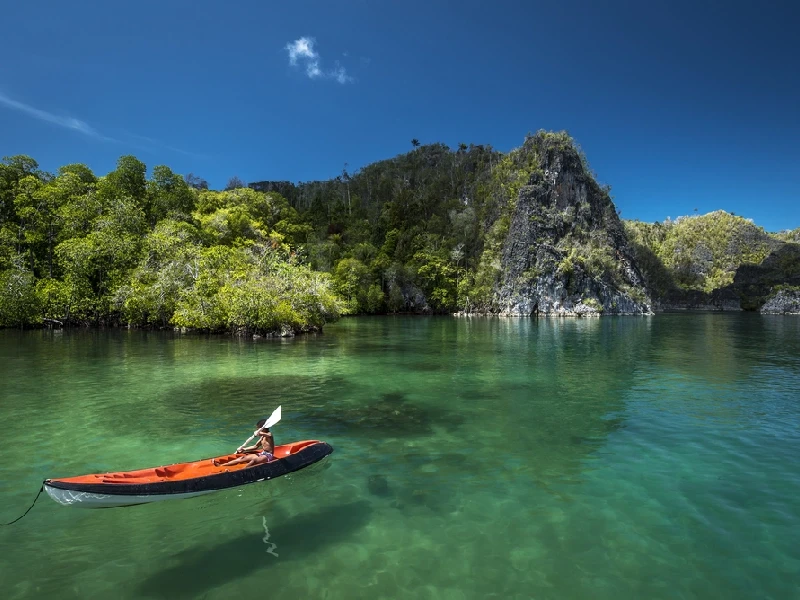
[{"left": 43, "top": 439, "right": 333, "bottom": 508}]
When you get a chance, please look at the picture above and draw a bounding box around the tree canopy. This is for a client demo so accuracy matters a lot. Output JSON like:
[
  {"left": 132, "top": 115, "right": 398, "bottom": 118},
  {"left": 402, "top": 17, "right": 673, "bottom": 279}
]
[
  {"left": 0, "top": 155, "right": 342, "bottom": 334},
  {"left": 2, "top": 134, "right": 793, "bottom": 330}
]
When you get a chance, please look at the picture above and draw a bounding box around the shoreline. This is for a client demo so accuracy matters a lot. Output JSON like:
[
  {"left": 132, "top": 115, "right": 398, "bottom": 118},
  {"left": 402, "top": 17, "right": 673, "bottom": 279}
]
[{"left": 5, "top": 308, "right": 797, "bottom": 337}]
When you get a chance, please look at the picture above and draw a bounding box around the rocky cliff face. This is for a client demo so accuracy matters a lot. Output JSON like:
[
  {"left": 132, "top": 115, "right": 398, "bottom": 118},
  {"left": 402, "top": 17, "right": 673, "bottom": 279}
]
[
  {"left": 760, "top": 289, "right": 800, "bottom": 314},
  {"left": 631, "top": 241, "right": 800, "bottom": 313},
  {"left": 492, "top": 133, "right": 652, "bottom": 316},
  {"left": 726, "top": 243, "right": 800, "bottom": 308}
]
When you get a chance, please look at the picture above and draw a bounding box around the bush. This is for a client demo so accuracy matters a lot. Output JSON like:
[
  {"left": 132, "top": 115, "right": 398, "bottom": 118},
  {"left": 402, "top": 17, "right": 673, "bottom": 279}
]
[{"left": 0, "top": 267, "right": 40, "bottom": 327}]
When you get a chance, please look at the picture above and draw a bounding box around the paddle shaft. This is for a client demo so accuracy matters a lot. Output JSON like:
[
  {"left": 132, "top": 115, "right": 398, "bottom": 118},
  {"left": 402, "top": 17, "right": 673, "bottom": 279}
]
[
  {"left": 238, "top": 428, "right": 266, "bottom": 451},
  {"left": 236, "top": 406, "right": 281, "bottom": 452}
]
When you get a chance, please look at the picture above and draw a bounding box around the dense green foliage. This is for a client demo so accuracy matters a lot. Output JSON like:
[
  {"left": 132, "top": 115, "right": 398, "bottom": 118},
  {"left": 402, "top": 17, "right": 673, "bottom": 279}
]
[
  {"left": 3, "top": 131, "right": 796, "bottom": 328},
  {"left": 1, "top": 132, "right": 580, "bottom": 328},
  {"left": 773, "top": 228, "right": 800, "bottom": 244},
  {"left": 255, "top": 139, "right": 509, "bottom": 313},
  {"left": 257, "top": 130, "right": 586, "bottom": 314},
  {"left": 624, "top": 211, "right": 777, "bottom": 294},
  {"left": 0, "top": 155, "right": 341, "bottom": 333}
]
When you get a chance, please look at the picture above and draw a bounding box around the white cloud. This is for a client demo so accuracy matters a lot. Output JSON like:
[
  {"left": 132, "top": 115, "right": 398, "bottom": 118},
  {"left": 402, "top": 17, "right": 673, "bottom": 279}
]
[
  {"left": 331, "top": 62, "right": 353, "bottom": 84},
  {"left": 0, "top": 91, "right": 114, "bottom": 141},
  {"left": 307, "top": 62, "right": 323, "bottom": 79},
  {"left": 286, "top": 37, "right": 318, "bottom": 65},
  {"left": 124, "top": 132, "right": 208, "bottom": 160},
  {"left": 0, "top": 90, "right": 208, "bottom": 159},
  {"left": 284, "top": 37, "right": 353, "bottom": 84},
  {"left": 285, "top": 36, "right": 322, "bottom": 78}
]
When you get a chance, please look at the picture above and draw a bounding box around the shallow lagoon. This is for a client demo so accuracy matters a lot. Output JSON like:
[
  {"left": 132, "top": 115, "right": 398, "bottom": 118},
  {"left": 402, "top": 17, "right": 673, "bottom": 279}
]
[{"left": 1, "top": 314, "right": 798, "bottom": 599}]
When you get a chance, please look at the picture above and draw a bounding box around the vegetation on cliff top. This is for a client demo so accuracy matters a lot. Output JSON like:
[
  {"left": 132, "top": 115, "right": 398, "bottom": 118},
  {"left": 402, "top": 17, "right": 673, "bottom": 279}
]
[
  {"left": 623, "top": 211, "right": 780, "bottom": 296},
  {"left": 2, "top": 131, "right": 797, "bottom": 328}
]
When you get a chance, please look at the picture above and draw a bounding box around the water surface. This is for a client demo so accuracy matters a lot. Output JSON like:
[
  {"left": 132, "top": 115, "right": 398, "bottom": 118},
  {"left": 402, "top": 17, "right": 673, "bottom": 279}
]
[{"left": 1, "top": 314, "right": 798, "bottom": 599}]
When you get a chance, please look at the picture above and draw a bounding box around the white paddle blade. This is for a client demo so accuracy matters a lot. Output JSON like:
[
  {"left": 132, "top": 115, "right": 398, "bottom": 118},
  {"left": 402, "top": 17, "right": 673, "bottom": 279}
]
[{"left": 264, "top": 405, "right": 281, "bottom": 429}]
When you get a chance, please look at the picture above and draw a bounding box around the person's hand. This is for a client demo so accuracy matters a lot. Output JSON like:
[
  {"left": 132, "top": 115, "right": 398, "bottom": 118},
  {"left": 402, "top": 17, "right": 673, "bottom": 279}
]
[{"left": 236, "top": 446, "right": 244, "bottom": 453}]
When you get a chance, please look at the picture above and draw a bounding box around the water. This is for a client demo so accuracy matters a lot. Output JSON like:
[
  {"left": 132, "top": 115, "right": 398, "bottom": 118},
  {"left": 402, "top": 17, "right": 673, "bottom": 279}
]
[{"left": 0, "top": 314, "right": 798, "bottom": 599}]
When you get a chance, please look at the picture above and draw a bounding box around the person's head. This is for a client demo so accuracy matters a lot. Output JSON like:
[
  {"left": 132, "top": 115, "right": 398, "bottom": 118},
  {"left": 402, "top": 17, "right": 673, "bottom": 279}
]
[{"left": 256, "top": 418, "right": 270, "bottom": 433}]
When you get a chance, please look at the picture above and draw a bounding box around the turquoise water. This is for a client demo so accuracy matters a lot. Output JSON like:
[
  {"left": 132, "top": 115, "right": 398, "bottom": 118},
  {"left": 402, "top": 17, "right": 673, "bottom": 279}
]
[{"left": 0, "top": 314, "right": 798, "bottom": 599}]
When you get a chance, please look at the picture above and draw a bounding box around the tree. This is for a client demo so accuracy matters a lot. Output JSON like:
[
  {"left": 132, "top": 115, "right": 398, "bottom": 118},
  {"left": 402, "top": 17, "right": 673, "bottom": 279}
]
[
  {"left": 171, "top": 242, "right": 343, "bottom": 334},
  {"left": 1, "top": 155, "right": 41, "bottom": 225},
  {"left": 115, "top": 220, "right": 203, "bottom": 327},
  {"left": 0, "top": 263, "right": 40, "bottom": 327},
  {"left": 58, "top": 163, "right": 97, "bottom": 185},
  {"left": 185, "top": 173, "right": 209, "bottom": 190},
  {"left": 342, "top": 163, "right": 351, "bottom": 215},
  {"left": 101, "top": 155, "right": 147, "bottom": 202},
  {"left": 225, "top": 176, "right": 246, "bottom": 190},
  {"left": 332, "top": 257, "right": 377, "bottom": 314},
  {"left": 147, "top": 165, "right": 195, "bottom": 224},
  {"left": 411, "top": 139, "right": 420, "bottom": 148},
  {"left": 16, "top": 173, "right": 79, "bottom": 277}
]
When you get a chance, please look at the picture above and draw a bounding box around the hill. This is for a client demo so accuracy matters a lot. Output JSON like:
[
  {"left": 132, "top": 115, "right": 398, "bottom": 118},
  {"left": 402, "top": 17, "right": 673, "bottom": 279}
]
[{"left": 2, "top": 131, "right": 799, "bottom": 330}]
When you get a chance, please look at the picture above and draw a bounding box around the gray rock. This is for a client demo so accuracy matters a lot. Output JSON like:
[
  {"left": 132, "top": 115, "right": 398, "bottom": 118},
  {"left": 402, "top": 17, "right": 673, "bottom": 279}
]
[
  {"left": 400, "top": 282, "right": 431, "bottom": 313},
  {"left": 493, "top": 133, "right": 652, "bottom": 316},
  {"left": 387, "top": 278, "right": 431, "bottom": 313},
  {"left": 760, "top": 290, "right": 800, "bottom": 314}
]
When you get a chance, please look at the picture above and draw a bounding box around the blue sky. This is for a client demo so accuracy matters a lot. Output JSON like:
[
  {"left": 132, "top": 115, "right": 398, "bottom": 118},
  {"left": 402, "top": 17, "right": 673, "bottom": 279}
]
[{"left": 1, "top": 0, "right": 798, "bottom": 231}]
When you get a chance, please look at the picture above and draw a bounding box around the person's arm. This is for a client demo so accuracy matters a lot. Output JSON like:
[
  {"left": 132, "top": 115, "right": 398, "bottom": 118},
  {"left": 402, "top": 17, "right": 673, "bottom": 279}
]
[{"left": 237, "top": 438, "right": 264, "bottom": 453}]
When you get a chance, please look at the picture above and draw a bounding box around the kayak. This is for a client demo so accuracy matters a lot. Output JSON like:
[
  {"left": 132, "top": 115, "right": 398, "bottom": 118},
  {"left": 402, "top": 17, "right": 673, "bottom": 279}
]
[{"left": 43, "top": 439, "right": 333, "bottom": 509}]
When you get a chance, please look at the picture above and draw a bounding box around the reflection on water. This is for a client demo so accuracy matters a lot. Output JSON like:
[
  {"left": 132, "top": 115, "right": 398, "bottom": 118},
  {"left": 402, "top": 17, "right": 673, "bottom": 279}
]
[
  {"left": 137, "top": 501, "right": 373, "bottom": 599},
  {"left": 0, "top": 314, "right": 798, "bottom": 599}
]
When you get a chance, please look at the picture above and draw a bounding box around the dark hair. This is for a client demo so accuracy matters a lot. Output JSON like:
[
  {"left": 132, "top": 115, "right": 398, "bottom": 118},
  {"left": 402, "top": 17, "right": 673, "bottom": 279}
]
[{"left": 256, "top": 418, "right": 267, "bottom": 428}]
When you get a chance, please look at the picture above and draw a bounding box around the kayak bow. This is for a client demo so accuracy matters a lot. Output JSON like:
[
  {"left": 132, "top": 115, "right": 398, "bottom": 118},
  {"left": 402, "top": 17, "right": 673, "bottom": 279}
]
[{"left": 43, "top": 439, "right": 333, "bottom": 508}]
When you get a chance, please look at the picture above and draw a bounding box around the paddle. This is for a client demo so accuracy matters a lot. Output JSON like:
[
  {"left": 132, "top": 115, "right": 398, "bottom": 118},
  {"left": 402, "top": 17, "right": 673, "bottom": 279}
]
[{"left": 236, "top": 405, "right": 282, "bottom": 453}]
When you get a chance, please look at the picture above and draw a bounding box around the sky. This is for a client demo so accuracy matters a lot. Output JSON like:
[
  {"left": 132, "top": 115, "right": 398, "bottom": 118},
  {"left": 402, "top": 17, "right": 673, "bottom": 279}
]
[{"left": 1, "top": 0, "right": 798, "bottom": 232}]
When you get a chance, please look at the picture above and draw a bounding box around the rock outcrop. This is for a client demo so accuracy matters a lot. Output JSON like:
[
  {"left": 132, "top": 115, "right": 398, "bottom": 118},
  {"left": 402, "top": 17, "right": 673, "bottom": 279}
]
[
  {"left": 390, "top": 280, "right": 431, "bottom": 314},
  {"left": 760, "top": 290, "right": 800, "bottom": 314},
  {"left": 727, "top": 242, "right": 800, "bottom": 310},
  {"left": 493, "top": 132, "right": 652, "bottom": 316}
]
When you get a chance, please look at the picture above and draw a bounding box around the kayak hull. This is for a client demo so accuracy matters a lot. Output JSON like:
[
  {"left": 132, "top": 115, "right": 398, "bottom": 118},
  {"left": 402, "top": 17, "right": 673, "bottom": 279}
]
[
  {"left": 43, "top": 439, "right": 333, "bottom": 508},
  {"left": 43, "top": 486, "right": 217, "bottom": 508}
]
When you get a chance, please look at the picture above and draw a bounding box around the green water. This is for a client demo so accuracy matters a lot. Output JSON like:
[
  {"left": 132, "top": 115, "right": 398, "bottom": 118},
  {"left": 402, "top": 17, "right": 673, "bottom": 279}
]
[{"left": 1, "top": 314, "right": 798, "bottom": 599}]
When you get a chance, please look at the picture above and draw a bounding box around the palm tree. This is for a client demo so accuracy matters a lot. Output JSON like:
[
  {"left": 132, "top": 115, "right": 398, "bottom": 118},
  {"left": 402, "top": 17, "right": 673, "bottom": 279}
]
[{"left": 411, "top": 139, "right": 420, "bottom": 148}]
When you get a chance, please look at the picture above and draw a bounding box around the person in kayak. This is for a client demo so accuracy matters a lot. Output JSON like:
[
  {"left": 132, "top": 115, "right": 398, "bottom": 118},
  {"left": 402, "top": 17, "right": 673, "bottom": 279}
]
[{"left": 213, "top": 418, "right": 275, "bottom": 467}]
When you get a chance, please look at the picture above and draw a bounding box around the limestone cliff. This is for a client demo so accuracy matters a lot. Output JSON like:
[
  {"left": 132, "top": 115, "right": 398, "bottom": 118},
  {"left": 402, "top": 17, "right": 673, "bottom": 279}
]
[
  {"left": 728, "top": 242, "right": 800, "bottom": 310},
  {"left": 625, "top": 211, "right": 800, "bottom": 312},
  {"left": 490, "top": 132, "right": 652, "bottom": 316},
  {"left": 760, "top": 289, "right": 800, "bottom": 314}
]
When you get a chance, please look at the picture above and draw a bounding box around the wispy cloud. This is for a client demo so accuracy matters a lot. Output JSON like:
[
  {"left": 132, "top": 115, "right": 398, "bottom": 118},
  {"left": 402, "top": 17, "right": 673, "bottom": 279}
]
[
  {"left": 331, "top": 61, "right": 353, "bottom": 84},
  {"left": 123, "top": 132, "right": 209, "bottom": 160},
  {"left": 0, "top": 91, "right": 115, "bottom": 141},
  {"left": 284, "top": 37, "right": 353, "bottom": 84},
  {"left": 0, "top": 90, "right": 207, "bottom": 160}
]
